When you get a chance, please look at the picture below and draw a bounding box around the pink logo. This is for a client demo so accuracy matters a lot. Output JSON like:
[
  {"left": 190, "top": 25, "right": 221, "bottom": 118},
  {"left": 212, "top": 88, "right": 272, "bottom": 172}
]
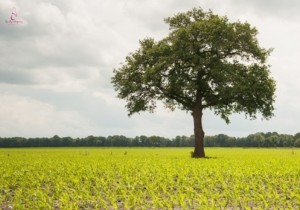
[
  {"left": 11, "top": 7, "right": 17, "bottom": 20},
  {"left": 6, "top": 7, "right": 23, "bottom": 25}
]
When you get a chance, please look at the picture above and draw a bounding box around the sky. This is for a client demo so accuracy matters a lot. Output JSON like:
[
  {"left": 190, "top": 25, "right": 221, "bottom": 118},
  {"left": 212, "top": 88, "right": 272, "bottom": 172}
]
[{"left": 0, "top": 0, "right": 299, "bottom": 138}]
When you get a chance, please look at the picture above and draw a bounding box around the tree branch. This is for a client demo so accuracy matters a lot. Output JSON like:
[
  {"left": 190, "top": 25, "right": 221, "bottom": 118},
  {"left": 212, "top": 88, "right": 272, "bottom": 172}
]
[{"left": 157, "top": 85, "right": 193, "bottom": 110}]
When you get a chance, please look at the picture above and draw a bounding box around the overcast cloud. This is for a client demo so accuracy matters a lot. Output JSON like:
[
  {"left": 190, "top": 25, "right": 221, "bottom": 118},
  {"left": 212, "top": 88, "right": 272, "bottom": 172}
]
[{"left": 0, "top": 0, "right": 299, "bottom": 138}]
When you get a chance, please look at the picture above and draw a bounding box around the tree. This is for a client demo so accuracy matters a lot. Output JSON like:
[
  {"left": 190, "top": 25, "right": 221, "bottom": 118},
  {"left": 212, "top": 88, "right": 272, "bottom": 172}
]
[
  {"left": 294, "top": 138, "right": 300, "bottom": 147},
  {"left": 111, "top": 8, "right": 276, "bottom": 158}
]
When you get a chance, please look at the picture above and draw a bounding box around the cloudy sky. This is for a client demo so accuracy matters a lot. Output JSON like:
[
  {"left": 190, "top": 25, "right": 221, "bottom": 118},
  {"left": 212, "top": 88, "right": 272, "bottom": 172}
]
[{"left": 0, "top": 0, "right": 299, "bottom": 138}]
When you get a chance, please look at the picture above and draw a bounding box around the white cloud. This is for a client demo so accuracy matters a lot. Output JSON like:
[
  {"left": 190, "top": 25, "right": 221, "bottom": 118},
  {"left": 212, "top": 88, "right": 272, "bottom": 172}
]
[
  {"left": 0, "top": 93, "right": 94, "bottom": 137},
  {"left": 0, "top": 0, "right": 299, "bottom": 138}
]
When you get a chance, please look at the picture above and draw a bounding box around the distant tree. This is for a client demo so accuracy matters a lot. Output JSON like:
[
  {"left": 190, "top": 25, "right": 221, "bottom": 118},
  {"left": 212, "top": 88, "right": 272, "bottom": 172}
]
[
  {"left": 204, "top": 135, "right": 216, "bottom": 147},
  {"left": 132, "top": 136, "right": 141, "bottom": 146},
  {"left": 149, "top": 136, "right": 160, "bottom": 146},
  {"left": 247, "top": 133, "right": 265, "bottom": 147},
  {"left": 50, "top": 135, "right": 61, "bottom": 147},
  {"left": 294, "top": 138, "right": 300, "bottom": 147},
  {"left": 225, "top": 136, "right": 236, "bottom": 147},
  {"left": 61, "top": 137, "right": 74, "bottom": 146},
  {"left": 278, "top": 134, "right": 294, "bottom": 147},
  {"left": 139, "top": 135, "right": 148, "bottom": 146},
  {"left": 216, "top": 134, "right": 230, "bottom": 147},
  {"left": 294, "top": 133, "right": 300, "bottom": 140},
  {"left": 265, "top": 134, "right": 280, "bottom": 147},
  {"left": 112, "top": 7, "right": 276, "bottom": 157}
]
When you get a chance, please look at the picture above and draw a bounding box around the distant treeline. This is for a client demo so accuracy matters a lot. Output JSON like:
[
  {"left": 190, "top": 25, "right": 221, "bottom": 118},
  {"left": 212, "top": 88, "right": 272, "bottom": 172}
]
[{"left": 1, "top": 132, "right": 300, "bottom": 148}]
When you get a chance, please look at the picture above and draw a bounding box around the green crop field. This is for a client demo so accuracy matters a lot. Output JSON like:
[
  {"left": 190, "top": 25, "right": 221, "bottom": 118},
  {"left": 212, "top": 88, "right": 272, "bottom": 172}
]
[{"left": 0, "top": 148, "right": 299, "bottom": 209}]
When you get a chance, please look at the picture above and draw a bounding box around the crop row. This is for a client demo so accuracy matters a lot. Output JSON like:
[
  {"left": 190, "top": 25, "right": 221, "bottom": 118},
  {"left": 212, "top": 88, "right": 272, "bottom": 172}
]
[{"left": 0, "top": 148, "right": 299, "bottom": 209}]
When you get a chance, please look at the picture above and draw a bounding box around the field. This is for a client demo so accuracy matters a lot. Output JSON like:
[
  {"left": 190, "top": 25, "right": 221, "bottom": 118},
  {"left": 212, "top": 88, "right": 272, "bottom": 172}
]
[{"left": 0, "top": 148, "right": 299, "bottom": 209}]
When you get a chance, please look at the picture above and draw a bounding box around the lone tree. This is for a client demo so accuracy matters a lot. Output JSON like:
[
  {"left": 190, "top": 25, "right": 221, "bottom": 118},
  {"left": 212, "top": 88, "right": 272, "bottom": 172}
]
[{"left": 111, "top": 8, "right": 276, "bottom": 158}]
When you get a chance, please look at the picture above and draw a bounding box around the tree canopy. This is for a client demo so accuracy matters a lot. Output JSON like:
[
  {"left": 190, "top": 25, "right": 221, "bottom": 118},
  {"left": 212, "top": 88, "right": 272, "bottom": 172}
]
[
  {"left": 112, "top": 8, "right": 276, "bottom": 157},
  {"left": 1, "top": 132, "right": 300, "bottom": 148}
]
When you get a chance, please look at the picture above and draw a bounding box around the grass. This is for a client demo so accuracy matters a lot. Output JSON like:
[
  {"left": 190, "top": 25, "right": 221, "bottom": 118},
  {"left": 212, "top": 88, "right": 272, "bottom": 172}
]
[{"left": 0, "top": 148, "right": 299, "bottom": 209}]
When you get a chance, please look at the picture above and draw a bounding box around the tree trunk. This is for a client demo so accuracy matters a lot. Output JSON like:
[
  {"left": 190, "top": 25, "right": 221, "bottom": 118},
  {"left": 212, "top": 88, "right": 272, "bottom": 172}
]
[{"left": 192, "top": 104, "right": 205, "bottom": 158}]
